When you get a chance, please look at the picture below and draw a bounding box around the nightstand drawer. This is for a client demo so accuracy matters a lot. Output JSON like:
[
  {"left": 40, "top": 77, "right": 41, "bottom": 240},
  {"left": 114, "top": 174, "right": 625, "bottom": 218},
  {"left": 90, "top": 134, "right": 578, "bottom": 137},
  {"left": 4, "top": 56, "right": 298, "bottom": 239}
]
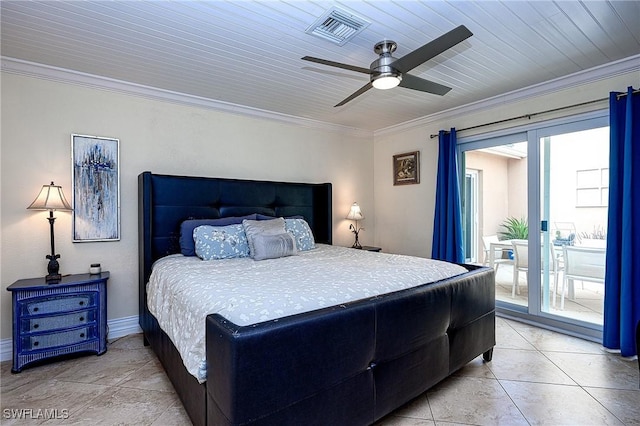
[
  {"left": 22, "top": 326, "right": 95, "bottom": 351},
  {"left": 22, "top": 293, "right": 96, "bottom": 315},
  {"left": 21, "top": 309, "right": 95, "bottom": 333}
]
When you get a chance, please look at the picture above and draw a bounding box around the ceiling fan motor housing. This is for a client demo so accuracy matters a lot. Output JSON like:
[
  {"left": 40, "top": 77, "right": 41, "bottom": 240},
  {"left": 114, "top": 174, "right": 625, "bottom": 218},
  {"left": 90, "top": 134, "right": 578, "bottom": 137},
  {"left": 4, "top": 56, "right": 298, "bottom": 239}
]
[{"left": 370, "top": 40, "right": 402, "bottom": 85}]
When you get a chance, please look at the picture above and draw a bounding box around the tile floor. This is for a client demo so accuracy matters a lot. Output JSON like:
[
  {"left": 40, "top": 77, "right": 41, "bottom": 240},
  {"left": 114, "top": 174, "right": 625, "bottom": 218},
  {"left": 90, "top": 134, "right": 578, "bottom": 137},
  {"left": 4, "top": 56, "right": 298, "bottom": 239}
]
[{"left": 1, "top": 318, "right": 638, "bottom": 425}]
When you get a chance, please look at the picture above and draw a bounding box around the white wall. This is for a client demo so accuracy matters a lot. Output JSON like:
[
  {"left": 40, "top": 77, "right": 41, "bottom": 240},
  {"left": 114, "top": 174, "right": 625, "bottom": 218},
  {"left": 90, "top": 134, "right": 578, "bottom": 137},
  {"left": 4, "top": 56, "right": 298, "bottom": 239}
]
[
  {"left": 0, "top": 72, "right": 374, "bottom": 340},
  {"left": 373, "top": 62, "right": 639, "bottom": 258}
]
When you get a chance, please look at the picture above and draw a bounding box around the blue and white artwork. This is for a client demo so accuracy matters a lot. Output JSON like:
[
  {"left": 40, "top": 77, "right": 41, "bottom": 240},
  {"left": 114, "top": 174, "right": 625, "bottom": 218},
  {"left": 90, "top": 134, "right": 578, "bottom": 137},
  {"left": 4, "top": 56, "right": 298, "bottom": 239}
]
[{"left": 72, "top": 134, "right": 120, "bottom": 241}]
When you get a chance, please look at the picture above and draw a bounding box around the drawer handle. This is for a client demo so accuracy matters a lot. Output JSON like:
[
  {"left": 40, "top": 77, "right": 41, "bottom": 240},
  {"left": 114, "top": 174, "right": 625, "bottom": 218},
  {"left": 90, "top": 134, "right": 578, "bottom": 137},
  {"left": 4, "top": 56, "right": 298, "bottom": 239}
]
[
  {"left": 33, "top": 324, "right": 39, "bottom": 329},
  {"left": 80, "top": 333, "right": 85, "bottom": 338},
  {"left": 79, "top": 316, "right": 85, "bottom": 321},
  {"left": 33, "top": 341, "right": 39, "bottom": 347},
  {"left": 79, "top": 301, "right": 85, "bottom": 306},
  {"left": 33, "top": 307, "right": 39, "bottom": 312}
]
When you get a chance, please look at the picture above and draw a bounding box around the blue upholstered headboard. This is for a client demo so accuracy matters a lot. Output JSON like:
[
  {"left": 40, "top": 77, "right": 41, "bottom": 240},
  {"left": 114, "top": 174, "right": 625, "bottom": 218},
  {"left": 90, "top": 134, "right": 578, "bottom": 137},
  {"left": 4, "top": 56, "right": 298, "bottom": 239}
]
[{"left": 138, "top": 172, "right": 332, "bottom": 285}]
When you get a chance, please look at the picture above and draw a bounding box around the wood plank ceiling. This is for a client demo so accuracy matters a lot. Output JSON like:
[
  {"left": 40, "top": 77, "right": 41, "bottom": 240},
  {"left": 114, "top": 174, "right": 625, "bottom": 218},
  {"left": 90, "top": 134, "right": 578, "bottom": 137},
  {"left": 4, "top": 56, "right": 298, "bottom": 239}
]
[{"left": 2, "top": 1, "right": 639, "bottom": 132}]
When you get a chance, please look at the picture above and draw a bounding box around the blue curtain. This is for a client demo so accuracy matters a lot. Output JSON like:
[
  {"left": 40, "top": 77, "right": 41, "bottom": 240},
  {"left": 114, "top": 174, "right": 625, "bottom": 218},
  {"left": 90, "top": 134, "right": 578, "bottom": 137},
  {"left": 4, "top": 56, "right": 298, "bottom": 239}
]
[
  {"left": 603, "top": 87, "right": 640, "bottom": 357},
  {"left": 432, "top": 129, "right": 464, "bottom": 263}
]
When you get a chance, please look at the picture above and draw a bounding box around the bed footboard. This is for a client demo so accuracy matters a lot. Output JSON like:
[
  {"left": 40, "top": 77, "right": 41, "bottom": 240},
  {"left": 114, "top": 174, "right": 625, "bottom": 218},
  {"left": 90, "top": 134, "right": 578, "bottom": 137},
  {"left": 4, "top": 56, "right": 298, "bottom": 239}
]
[{"left": 205, "top": 265, "right": 495, "bottom": 425}]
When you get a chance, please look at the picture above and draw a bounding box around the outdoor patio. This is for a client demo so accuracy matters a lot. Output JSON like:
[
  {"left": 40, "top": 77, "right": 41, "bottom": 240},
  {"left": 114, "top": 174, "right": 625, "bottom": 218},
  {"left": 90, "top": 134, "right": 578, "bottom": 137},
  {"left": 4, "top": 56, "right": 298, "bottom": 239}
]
[{"left": 493, "top": 262, "right": 605, "bottom": 326}]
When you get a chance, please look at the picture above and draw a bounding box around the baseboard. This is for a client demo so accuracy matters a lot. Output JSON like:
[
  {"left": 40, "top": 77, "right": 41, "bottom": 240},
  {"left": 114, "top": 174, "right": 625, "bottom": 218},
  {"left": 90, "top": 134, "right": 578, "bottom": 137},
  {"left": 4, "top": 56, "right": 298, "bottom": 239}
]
[{"left": 0, "top": 315, "right": 141, "bottom": 362}]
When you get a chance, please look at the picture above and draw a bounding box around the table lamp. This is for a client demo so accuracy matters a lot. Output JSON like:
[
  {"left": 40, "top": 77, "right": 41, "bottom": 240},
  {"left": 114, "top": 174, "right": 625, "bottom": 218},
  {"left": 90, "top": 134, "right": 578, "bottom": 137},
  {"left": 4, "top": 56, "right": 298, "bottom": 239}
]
[
  {"left": 27, "top": 182, "right": 72, "bottom": 282},
  {"left": 346, "top": 202, "right": 364, "bottom": 249}
]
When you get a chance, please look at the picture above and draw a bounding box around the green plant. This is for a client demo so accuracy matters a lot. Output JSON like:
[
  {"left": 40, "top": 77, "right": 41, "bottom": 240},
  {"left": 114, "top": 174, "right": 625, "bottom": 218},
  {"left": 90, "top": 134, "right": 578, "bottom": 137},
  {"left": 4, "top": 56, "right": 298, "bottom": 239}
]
[{"left": 498, "top": 217, "right": 528, "bottom": 240}]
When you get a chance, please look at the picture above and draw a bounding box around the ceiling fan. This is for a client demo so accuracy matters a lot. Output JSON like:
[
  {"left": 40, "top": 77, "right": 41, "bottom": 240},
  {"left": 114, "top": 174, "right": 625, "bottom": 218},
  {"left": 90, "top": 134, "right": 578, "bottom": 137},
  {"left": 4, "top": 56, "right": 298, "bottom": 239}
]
[{"left": 302, "top": 25, "right": 472, "bottom": 107}]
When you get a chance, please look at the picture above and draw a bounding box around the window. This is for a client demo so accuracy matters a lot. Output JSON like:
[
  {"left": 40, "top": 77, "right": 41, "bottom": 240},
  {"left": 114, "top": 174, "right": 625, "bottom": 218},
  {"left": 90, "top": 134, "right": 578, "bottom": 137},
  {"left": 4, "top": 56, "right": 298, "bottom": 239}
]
[{"left": 576, "top": 168, "right": 608, "bottom": 207}]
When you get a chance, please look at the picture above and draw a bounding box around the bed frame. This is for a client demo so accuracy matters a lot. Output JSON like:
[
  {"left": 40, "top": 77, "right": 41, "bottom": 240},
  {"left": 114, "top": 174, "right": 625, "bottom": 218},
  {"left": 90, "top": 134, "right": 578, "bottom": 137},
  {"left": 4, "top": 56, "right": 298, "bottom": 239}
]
[{"left": 138, "top": 171, "right": 495, "bottom": 426}]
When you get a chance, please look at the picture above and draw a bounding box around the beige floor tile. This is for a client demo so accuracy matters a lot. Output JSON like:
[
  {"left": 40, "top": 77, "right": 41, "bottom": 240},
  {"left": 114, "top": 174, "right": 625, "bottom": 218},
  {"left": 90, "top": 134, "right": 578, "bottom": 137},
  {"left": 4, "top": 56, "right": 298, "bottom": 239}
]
[
  {"left": 585, "top": 387, "right": 640, "bottom": 426},
  {"left": 487, "top": 347, "right": 575, "bottom": 385},
  {"left": 376, "top": 416, "right": 435, "bottom": 426},
  {"left": 544, "top": 351, "right": 639, "bottom": 390},
  {"left": 150, "top": 401, "right": 193, "bottom": 426},
  {"left": 388, "top": 394, "right": 433, "bottom": 420},
  {"left": 1, "top": 378, "right": 110, "bottom": 426},
  {"left": 52, "top": 347, "right": 153, "bottom": 387},
  {"left": 54, "top": 386, "right": 179, "bottom": 425},
  {"left": 508, "top": 322, "right": 604, "bottom": 354},
  {"left": 1, "top": 360, "right": 60, "bottom": 393},
  {"left": 500, "top": 380, "right": 625, "bottom": 425},
  {"left": 117, "top": 357, "right": 175, "bottom": 393},
  {"left": 426, "top": 376, "right": 528, "bottom": 425},
  {"left": 495, "top": 318, "right": 536, "bottom": 350},
  {"left": 452, "top": 355, "right": 495, "bottom": 379},
  {"left": 108, "top": 333, "right": 147, "bottom": 351}
]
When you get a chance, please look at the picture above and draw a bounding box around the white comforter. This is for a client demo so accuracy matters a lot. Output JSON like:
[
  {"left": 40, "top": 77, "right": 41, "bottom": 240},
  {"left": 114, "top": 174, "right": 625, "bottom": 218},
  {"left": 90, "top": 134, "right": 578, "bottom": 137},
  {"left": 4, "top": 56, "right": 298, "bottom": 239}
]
[{"left": 147, "top": 244, "right": 468, "bottom": 382}]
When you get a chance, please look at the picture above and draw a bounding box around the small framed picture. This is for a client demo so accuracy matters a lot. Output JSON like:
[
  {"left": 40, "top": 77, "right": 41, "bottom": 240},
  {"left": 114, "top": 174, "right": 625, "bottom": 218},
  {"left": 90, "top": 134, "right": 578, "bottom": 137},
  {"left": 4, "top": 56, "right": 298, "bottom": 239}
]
[
  {"left": 71, "top": 134, "right": 120, "bottom": 242},
  {"left": 393, "top": 151, "right": 420, "bottom": 185}
]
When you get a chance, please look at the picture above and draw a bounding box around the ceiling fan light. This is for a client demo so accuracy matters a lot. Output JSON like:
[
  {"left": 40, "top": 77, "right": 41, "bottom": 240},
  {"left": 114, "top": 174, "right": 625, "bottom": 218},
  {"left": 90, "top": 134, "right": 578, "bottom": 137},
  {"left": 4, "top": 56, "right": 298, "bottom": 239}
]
[{"left": 372, "top": 74, "right": 401, "bottom": 90}]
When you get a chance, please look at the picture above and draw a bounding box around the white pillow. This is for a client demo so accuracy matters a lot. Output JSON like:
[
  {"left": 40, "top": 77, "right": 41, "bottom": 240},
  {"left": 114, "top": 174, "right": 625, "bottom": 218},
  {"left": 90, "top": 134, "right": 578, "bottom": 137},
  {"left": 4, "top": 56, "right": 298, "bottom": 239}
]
[
  {"left": 242, "top": 218, "right": 286, "bottom": 258},
  {"left": 252, "top": 233, "right": 297, "bottom": 261}
]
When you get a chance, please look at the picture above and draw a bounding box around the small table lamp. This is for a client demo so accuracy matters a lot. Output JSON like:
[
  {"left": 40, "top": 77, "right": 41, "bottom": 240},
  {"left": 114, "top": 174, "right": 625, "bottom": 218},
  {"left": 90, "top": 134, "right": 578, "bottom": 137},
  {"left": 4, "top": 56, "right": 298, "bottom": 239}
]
[
  {"left": 346, "top": 202, "right": 364, "bottom": 249},
  {"left": 27, "top": 182, "right": 72, "bottom": 282}
]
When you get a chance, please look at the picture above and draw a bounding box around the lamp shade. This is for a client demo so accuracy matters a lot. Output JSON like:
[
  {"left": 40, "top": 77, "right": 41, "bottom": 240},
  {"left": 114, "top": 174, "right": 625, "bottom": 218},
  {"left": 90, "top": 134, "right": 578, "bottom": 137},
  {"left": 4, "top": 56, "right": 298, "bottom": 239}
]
[
  {"left": 346, "top": 202, "right": 364, "bottom": 221},
  {"left": 27, "top": 182, "right": 72, "bottom": 211}
]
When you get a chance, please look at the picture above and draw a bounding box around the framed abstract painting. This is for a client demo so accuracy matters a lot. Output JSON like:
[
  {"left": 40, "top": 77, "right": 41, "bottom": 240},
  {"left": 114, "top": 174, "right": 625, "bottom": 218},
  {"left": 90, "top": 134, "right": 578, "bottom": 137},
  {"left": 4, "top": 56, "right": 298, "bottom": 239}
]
[{"left": 71, "top": 134, "right": 120, "bottom": 242}]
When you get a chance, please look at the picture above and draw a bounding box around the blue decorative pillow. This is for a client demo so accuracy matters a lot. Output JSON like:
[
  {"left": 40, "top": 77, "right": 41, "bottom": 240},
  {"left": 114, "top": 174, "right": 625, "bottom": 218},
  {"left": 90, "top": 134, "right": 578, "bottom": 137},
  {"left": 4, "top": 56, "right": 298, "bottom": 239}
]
[
  {"left": 193, "top": 224, "right": 250, "bottom": 260},
  {"left": 285, "top": 218, "right": 315, "bottom": 251},
  {"left": 180, "top": 214, "right": 257, "bottom": 256}
]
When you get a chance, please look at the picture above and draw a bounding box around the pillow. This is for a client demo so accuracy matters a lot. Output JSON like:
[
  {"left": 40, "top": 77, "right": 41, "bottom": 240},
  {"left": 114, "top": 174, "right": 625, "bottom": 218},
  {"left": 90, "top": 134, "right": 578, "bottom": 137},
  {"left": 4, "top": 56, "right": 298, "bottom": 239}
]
[
  {"left": 256, "top": 214, "right": 275, "bottom": 220},
  {"left": 285, "top": 218, "right": 315, "bottom": 251},
  {"left": 252, "top": 233, "right": 297, "bottom": 261},
  {"left": 193, "top": 224, "right": 250, "bottom": 260},
  {"left": 242, "top": 218, "right": 286, "bottom": 258},
  {"left": 180, "top": 214, "right": 257, "bottom": 256}
]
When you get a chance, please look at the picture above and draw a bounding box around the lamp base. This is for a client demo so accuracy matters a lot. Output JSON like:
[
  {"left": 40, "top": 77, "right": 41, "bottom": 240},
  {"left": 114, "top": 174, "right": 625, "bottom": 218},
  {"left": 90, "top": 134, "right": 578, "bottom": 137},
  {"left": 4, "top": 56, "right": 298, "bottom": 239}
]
[
  {"left": 45, "top": 273, "right": 62, "bottom": 283},
  {"left": 46, "top": 253, "right": 61, "bottom": 283}
]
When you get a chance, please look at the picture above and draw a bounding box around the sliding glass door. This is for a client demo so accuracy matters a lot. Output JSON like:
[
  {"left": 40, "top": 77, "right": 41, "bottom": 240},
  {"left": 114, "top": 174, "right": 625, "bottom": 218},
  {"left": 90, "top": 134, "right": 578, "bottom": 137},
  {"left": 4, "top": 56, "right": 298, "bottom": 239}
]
[
  {"left": 538, "top": 125, "right": 609, "bottom": 325},
  {"left": 459, "top": 111, "right": 609, "bottom": 340}
]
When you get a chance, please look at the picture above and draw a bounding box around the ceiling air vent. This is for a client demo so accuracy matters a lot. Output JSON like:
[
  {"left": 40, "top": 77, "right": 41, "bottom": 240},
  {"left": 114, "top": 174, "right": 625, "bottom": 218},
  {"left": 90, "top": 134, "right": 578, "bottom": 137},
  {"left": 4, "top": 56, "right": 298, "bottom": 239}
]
[{"left": 305, "top": 6, "right": 370, "bottom": 46}]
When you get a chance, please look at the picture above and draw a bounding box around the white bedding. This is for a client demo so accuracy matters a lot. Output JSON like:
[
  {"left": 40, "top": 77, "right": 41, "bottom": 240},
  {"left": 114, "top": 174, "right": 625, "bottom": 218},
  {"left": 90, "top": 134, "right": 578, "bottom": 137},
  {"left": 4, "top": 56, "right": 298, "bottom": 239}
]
[{"left": 146, "top": 244, "right": 468, "bottom": 383}]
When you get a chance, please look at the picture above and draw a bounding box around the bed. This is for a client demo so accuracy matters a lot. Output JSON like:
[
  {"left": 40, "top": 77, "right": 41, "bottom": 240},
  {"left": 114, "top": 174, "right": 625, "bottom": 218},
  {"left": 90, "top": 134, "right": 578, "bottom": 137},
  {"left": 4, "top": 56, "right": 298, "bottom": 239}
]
[{"left": 138, "top": 171, "right": 495, "bottom": 426}]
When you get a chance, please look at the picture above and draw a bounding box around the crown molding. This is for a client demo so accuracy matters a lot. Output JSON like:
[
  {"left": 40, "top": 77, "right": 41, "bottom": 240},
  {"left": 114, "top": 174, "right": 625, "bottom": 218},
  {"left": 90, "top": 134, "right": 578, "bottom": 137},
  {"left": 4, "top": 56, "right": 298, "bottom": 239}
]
[
  {"left": 374, "top": 54, "right": 640, "bottom": 137},
  {"left": 1, "top": 57, "right": 372, "bottom": 139}
]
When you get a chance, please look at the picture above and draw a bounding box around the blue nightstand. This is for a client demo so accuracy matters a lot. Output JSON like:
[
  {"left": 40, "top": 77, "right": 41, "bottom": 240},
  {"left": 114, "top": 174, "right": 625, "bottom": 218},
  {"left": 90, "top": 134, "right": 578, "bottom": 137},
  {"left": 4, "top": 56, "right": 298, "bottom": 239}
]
[{"left": 7, "top": 272, "right": 109, "bottom": 373}]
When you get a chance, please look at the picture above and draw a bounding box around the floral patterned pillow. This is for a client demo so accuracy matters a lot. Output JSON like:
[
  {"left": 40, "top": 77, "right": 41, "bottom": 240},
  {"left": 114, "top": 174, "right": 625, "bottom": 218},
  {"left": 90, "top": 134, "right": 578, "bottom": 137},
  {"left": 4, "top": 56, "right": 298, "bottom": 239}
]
[
  {"left": 193, "top": 224, "right": 250, "bottom": 260},
  {"left": 285, "top": 218, "right": 316, "bottom": 251}
]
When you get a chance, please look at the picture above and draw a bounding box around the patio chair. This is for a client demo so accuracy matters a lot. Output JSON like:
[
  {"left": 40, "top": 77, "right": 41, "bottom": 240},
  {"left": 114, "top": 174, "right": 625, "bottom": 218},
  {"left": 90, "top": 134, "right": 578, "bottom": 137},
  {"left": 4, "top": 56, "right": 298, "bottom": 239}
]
[
  {"left": 560, "top": 245, "right": 605, "bottom": 310},
  {"left": 482, "top": 235, "right": 513, "bottom": 272},
  {"left": 511, "top": 240, "right": 563, "bottom": 303},
  {"left": 510, "top": 239, "right": 528, "bottom": 298}
]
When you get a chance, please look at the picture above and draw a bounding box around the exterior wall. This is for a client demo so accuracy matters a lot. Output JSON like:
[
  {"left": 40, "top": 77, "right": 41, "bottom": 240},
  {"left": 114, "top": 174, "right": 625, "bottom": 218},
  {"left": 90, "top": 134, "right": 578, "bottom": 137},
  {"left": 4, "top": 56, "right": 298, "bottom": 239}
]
[
  {"left": 0, "top": 73, "right": 374, "bottom": 340},
  {"left": 465, "top": 151, "right": 510, "bottom": 262}
]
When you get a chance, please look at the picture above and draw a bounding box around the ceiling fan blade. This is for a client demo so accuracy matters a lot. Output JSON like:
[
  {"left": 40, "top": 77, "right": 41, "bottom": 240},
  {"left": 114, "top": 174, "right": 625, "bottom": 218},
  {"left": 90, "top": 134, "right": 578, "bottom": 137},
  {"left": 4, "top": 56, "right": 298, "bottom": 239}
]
[
  {"left": 399, "top": 74, "right": 452, "bottom": 96},
  {"left": 393, "top": 25, "right": 473, "bottom": 73},
  {"left": 302, "top": 56, "right": 371, "bottom": 74},
  {"left": 335, "top": 82, "right": 374, "bottom": 107}
]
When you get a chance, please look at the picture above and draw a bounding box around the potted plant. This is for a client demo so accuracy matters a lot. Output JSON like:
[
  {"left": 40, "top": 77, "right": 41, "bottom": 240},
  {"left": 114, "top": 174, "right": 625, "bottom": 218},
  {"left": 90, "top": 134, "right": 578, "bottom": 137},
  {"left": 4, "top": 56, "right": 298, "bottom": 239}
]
[{"left": 498, "top": 217, "right": 528, "bottom": 240}]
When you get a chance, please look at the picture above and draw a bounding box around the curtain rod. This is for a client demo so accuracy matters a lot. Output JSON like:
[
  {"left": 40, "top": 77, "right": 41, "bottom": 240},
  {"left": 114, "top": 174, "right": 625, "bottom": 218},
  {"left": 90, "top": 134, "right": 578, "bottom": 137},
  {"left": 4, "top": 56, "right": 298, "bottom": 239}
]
[{"left": 429, "top": 89, "right": 638, "bottom": 139}]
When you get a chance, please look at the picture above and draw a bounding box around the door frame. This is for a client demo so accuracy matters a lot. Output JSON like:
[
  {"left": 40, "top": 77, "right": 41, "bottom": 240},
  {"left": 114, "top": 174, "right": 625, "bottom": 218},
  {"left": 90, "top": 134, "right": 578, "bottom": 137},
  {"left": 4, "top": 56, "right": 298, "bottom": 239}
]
[{"left": 458, "top": 109, "right": 609, "bottom": 343}]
